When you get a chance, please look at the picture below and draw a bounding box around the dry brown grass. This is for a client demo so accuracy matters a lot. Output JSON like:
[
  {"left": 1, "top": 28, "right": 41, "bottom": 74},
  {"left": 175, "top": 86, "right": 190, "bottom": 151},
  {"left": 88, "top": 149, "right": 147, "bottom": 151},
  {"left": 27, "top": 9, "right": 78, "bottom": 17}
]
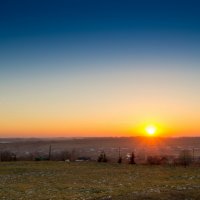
[{"left": 0, "top": 161, "right": 200, "bottom": 199}]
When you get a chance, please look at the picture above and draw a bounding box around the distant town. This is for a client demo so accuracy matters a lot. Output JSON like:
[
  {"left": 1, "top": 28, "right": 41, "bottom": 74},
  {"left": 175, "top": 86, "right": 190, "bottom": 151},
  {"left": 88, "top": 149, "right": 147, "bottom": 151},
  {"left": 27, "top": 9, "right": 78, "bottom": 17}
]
[{"left": 1, "top": 137, "right": 200, "bottom": 166}]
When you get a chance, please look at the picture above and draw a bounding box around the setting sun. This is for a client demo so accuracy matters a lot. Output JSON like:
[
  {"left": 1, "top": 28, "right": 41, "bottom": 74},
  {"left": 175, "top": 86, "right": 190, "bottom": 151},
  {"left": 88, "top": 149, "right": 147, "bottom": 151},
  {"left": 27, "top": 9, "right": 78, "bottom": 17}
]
[{"left": 146, "top": 125, "right": 157, "bottom": 136}]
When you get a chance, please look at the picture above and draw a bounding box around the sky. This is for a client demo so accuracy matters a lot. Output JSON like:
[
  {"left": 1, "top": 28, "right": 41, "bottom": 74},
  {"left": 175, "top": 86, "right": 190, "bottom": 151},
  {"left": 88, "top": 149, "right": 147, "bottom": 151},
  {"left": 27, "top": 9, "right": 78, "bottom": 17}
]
[{"left": 0, "top": 0, "right": 200, "bottom": 137}]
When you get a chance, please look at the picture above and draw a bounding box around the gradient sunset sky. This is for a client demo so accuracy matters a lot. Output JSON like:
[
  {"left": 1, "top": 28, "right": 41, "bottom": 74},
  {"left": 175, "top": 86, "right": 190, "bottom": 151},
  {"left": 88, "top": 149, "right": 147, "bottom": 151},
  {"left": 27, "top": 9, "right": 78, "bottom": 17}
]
[{"left": 0, "top": 0, "right": 200, "bottom": 137}]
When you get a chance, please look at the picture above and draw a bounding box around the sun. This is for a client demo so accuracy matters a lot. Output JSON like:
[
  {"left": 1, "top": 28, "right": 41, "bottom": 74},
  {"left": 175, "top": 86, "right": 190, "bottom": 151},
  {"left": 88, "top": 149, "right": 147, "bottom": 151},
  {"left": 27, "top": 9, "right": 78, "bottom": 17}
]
[{"left": 146, "top": 125, "right": 156, "bottom": 136}]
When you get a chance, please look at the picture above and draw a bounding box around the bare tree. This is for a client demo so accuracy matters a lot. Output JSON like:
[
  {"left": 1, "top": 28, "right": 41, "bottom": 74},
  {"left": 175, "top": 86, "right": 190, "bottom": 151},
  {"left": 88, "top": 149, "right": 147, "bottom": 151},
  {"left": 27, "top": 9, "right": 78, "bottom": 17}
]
[{"left": 129, "top": 152, "right": 136, "bottom": 164}]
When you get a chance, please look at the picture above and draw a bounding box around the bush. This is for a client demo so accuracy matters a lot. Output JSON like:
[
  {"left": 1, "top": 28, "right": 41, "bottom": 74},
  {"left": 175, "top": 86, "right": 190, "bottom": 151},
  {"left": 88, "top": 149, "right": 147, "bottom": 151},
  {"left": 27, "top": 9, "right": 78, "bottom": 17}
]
[
  {"left": 178, "top": 150, "right": 192, "bottom": 167},
  {"left": 0, "top": 151, "right": 16, "bottom": 162},
  {"left": 97, "top": 152, "right": 108, "bottom": 162},
  {"left": 146, "top": 156, "right": 168, "bottom": 165},
  {"left": 147, "top": 156, "right": 160, "bottom": 165}
]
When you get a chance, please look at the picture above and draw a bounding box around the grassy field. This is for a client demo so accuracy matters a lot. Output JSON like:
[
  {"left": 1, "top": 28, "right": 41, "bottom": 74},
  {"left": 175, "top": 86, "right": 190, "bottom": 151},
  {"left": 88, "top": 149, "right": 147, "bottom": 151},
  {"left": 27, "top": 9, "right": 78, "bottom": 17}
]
[{"left": 0, "top": 162, "right": 200, "bottom": 200}]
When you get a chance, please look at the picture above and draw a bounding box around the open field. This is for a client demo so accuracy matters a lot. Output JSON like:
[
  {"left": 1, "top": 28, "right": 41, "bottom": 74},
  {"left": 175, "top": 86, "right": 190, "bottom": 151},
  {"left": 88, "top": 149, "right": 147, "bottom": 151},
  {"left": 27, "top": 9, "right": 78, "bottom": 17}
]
[{"left": 0, "top": 162, "right": 200, "bottom": 200}]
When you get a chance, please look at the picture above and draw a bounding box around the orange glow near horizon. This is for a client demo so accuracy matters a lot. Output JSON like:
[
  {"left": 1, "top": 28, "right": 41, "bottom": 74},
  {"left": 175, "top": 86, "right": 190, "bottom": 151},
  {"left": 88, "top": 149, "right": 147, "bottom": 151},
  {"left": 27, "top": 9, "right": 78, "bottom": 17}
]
[
  {"left": 0, "top": 110, "right": 200, "bottom": 138},
  {"left": 1, "top": 117, "right": 200, "bottom": 138}
]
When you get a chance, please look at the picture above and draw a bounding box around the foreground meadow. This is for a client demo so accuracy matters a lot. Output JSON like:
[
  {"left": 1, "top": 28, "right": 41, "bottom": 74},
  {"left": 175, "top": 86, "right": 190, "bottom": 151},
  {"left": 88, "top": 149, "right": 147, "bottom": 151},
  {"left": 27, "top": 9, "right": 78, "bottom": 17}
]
[{"left": 0, "top": 162, "right": 200, "bottom": 200}]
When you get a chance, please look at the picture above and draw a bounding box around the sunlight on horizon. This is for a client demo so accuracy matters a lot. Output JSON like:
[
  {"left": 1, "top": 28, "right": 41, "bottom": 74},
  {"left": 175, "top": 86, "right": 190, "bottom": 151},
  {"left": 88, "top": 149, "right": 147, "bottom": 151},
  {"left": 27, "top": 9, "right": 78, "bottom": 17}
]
[{"left": 146, "top": 125, "right": 157, "bottom": 136}]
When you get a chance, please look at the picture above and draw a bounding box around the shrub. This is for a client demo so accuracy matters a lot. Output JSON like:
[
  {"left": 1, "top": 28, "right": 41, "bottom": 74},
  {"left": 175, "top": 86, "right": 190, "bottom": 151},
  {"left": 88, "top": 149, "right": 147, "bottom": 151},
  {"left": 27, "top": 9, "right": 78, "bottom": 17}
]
[
  {"left": 147, "top": 156, "right": 161, "bottom": 165},
  {"left": 0, "top": 151, "right": 16, "bottom": 162},
  {"left": 178, "top": 150, "right": 192, "bottom": 167},
  {"left": 97, "top": 152, "right": 108, "bottom": 162}
]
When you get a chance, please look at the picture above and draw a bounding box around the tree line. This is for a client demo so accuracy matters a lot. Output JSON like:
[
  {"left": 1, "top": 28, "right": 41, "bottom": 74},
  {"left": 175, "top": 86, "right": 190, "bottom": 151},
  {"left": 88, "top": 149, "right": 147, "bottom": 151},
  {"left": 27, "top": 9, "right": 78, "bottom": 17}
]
[{"left": 0, "top": 149, "right": 195, "bottom": 167}]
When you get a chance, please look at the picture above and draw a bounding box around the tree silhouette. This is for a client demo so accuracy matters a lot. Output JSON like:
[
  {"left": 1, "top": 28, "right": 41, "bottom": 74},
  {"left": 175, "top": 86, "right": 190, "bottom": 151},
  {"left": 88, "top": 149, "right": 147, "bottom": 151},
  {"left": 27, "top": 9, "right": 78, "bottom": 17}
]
[
  {"left": 98, "top": 151, "right": 108, "bottom": 162},
  {"left": 97, "top": 152, "right": 104, "bottom": 162},
  {"left": 118, "top": 156, "right": 122, "bottom": 164},
  {"left": 102, "top": 152, "right": 108, "bottom": 162},
  {"left": 129, "top": 152, "right": 136, "bottom": 164}
]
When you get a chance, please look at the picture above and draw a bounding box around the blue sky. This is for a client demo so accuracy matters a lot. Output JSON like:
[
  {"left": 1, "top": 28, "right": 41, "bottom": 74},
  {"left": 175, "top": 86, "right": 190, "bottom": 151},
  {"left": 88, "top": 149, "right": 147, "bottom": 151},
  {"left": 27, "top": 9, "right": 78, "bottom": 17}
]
[{"left": 1, "top": 0, "right": 200, "bottom": 72}]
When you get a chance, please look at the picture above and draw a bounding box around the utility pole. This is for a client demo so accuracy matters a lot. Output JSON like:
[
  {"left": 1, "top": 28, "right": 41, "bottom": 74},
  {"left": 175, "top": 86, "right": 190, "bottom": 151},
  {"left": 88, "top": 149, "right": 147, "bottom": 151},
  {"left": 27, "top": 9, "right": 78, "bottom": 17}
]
[
  {"left": 118, "top": 147, "right": 122, "bottom": 164},
  {"left": 192, "top": 148, "right": 195, "bottom": 162},
  {"left": 118, "top": 147, "right": 121, "bottom": 158},
  {"left": 0, "top": 144, "right": 2, "bottom": 162}
]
